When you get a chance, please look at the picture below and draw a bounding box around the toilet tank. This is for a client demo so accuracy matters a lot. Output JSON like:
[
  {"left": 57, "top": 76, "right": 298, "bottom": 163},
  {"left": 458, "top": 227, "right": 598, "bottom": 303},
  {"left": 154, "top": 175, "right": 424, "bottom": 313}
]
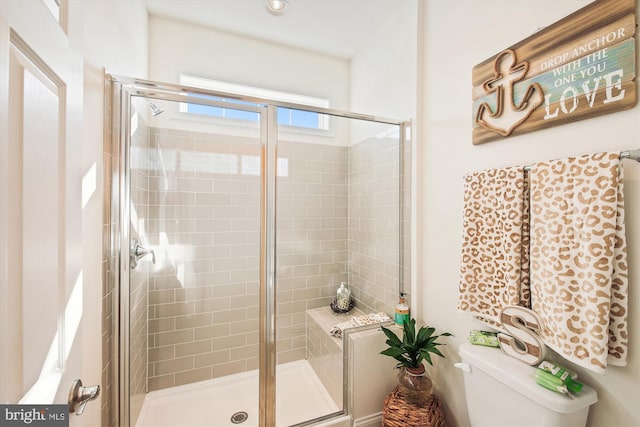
[{"left": 457, "top": 343, "right": 598, "bottom": 427}]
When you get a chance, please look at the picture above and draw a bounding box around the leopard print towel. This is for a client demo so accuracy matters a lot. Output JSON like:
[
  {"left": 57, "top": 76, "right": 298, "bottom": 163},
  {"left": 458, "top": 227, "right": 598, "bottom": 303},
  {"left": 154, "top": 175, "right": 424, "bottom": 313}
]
[
  {"left": 458, "top": 166, "right": 530, "bottom": 326},
  {"left": 530, "top": 152, "right": 628, "bottom": 373}
]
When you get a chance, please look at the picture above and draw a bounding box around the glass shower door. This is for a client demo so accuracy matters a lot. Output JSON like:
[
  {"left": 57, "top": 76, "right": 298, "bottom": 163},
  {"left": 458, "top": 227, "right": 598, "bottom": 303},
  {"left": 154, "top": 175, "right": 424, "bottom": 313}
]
[
  {"left": 273, "top": 107, "right": 346, "bottom": 426},
  {"left": 273, "top": 107, "right": 403, "bottom": 426},
  {"left": 125, "top": 93, "right": 266, "bottom": 427}
]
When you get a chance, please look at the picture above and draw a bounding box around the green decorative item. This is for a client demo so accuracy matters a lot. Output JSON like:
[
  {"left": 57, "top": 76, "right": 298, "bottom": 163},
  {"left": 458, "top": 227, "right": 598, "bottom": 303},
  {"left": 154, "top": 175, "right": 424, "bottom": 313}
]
[{"left": 380, "top": 318, "right": 452, "bottom": 404}]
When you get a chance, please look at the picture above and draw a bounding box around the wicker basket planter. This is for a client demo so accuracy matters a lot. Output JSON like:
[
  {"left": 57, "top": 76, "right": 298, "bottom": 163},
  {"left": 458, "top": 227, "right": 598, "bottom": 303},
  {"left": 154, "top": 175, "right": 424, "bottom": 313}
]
[{"left": 382, "top": 385, "right": 445, "bottom": 427}]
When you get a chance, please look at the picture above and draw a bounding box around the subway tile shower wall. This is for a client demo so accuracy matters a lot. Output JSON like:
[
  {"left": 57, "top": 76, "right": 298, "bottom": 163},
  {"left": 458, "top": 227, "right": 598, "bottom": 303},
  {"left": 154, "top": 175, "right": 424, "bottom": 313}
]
[
  {"left": 101, "top": 81, "right": 116, "bottom": 427},
  {"left": 347, "top": 137, "right": 400, "bottom": 315},
  {"left": 126, "top": 125, "right": 401, "bottom": 392},
  {"left": 144, "top": 127, "right": 262, "bottom": 391}
]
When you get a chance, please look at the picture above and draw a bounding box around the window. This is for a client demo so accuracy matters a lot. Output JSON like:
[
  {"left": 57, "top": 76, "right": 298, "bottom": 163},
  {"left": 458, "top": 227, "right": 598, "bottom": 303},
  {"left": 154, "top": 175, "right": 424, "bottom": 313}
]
[{"left": 179, "top": 74, "right": 330, "bottom": 130}]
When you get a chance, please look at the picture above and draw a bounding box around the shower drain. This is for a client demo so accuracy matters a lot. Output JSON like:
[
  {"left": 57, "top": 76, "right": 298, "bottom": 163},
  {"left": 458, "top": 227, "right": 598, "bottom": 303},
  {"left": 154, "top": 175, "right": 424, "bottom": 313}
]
[{"left": 231, "top": 411, "right": 248, "bottom": 424}]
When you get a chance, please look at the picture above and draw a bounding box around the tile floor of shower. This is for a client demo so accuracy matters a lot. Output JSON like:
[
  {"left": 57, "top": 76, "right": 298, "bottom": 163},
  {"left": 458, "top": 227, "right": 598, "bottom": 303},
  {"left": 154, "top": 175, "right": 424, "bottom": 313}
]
[{"left": 135, "top": 360, "right": 339, "bottom": 427}]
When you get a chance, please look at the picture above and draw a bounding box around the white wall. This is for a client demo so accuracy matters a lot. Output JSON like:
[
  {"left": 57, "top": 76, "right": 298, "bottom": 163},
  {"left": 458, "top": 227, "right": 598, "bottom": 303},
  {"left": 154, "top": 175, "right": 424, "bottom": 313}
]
[
  {"left": 350, "top": 0, "right": 418, "bottom": 141},
  {"left": 148, "top": 16, "right": 349, "bottom": 111},
  {"left": 420, "top": 1, "right": 640, "bottom": 427},
  {"left": 82, "top": 0, "right": 148, "bottom": 424},
  {"left": 147, "top": 16, "right": 354, "bottom": 147}
]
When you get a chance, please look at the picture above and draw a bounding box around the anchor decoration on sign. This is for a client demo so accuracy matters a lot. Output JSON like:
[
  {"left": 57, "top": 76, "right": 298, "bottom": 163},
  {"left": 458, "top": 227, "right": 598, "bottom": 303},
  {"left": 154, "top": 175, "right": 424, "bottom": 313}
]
[
  {"left": 475, "top": 49, "right": 544, "bottom": 137},
  {"left": 497, "top": 305, "right": 546, "bottom": 366}
]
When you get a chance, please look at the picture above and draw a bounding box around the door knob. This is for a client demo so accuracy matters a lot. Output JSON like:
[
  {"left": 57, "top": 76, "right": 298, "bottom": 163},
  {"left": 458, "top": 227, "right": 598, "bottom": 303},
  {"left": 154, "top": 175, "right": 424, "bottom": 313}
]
[{"left": 68, "top": 379, "right": 100, "bottom": 416}]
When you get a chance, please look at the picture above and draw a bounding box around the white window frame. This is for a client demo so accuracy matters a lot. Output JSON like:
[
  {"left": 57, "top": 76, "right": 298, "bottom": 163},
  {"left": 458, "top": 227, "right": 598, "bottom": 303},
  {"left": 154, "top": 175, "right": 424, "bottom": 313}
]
[{"left": 179, "top": 74, "right": 330, "bottom": 130}]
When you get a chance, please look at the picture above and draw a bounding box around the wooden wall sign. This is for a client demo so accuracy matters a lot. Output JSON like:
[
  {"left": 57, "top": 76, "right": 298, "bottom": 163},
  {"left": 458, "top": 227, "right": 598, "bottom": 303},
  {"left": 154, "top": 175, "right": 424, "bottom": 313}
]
[{"left": 472, "top": 0, "right": 636, "bottom": 145}]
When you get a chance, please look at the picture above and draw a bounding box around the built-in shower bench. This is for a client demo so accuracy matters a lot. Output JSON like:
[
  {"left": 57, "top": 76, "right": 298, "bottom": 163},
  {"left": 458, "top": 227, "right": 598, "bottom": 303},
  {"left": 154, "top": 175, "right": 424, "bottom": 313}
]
[
  {"left": 306, "top": 306, "right": 366, "bottom": 407},
  {"left": 306, "top": 305, "right": 399, "bottom": 415},
  {"left": 307, "top": 306, "right": 366, "bottom": 347}
]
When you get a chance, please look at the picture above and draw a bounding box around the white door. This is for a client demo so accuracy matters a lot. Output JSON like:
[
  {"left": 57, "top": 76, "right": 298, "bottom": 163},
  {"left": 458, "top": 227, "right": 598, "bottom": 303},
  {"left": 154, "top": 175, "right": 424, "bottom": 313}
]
[{"left": 0, "top": 1, "right": 97, "bottom": 425}]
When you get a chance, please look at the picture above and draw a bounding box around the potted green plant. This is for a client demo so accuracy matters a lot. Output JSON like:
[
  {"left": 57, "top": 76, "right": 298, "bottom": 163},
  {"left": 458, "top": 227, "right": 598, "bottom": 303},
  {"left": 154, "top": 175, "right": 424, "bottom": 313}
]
[{"left": 380, "top": 318, "right": 452, "bottom": 403}]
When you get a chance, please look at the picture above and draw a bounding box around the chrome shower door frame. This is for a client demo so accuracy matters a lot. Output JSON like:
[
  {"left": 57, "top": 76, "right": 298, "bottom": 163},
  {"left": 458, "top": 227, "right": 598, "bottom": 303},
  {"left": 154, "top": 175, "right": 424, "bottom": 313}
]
[
  {"left": 110, "top": 76, "right": 275, "bottom": 427},
  {"left": 109, "top": 75, "right": 410, "bottom": 427}
]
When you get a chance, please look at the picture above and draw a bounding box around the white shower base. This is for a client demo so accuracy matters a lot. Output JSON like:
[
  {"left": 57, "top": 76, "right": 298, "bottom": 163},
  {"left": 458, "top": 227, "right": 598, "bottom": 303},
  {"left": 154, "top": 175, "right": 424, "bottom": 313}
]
[{"left": 135, "top": 359, "right": 340, "bottom": 427}]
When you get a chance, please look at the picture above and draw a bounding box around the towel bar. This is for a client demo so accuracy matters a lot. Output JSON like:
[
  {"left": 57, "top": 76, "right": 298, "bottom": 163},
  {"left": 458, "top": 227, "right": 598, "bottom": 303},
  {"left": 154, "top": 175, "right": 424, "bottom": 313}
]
[
  {"left": 523, "top": 149, "right": 640, "bottom": 172},
  {"left": 620, "top": 148, "right": 640, "bottom": 162}
]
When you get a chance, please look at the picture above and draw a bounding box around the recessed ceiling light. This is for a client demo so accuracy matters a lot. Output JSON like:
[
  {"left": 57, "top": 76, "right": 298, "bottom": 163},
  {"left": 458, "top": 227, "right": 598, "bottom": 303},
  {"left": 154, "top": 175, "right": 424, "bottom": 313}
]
[{"left": 265, "top": 0, "right": 289, "bottom": 16}]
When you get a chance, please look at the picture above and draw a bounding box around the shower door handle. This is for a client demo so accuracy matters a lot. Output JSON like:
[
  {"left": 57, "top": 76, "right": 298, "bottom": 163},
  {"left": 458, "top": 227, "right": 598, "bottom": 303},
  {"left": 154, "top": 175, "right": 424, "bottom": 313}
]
[{"left": 131, "top": 238, "right": 156, "bottom": 269}]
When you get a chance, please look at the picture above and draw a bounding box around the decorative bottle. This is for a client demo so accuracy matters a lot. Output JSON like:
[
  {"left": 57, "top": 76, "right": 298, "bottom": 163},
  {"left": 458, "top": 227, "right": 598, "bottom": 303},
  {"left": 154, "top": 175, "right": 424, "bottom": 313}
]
[
  {"left": 336, "top": 282, "right": 351, "bottom": 311},
  {"left": 395, "top": 293, "right": 409, "bottom": 327}
]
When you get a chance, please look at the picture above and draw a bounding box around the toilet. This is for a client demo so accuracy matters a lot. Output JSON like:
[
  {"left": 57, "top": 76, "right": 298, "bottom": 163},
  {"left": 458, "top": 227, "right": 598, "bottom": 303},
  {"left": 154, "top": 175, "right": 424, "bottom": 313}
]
[{"left": 456, "top": 342, "right": 598, "bottom": 427}]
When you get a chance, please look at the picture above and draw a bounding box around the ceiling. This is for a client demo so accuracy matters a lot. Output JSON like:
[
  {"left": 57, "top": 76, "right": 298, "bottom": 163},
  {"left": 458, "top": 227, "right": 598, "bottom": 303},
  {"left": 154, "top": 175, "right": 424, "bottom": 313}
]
[{"left": 144, "top": 0, "right": 405, "bottom": 59}]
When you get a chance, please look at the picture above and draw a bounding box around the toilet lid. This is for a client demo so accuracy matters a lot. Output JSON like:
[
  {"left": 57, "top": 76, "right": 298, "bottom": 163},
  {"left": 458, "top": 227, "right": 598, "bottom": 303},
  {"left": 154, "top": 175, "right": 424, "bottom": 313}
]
[{"left": 458, "top": 342, "right": 598, "bottom": 413}]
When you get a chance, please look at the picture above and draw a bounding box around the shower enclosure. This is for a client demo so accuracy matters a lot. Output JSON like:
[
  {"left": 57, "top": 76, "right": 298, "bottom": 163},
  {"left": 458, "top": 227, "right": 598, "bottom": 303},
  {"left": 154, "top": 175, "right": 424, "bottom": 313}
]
[{"left": 106, "top": 76, "right": 410, "bottom": 427}]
